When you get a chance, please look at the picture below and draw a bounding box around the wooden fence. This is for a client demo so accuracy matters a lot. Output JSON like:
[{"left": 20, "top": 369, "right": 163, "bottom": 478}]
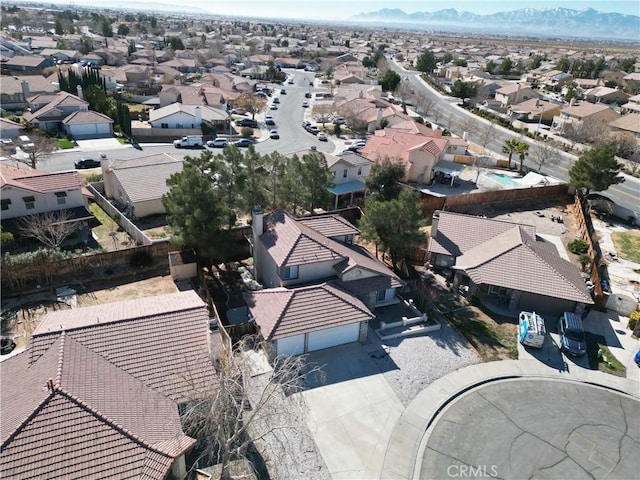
[
  {"left": 419, "top": 183, "right": 570, "bottom": 218},
  {"left": 573, "top": 193, "right": 606, "bottom": 309},
  {"left": 2, "top": 242, "right": 177, "bottom": 292}
]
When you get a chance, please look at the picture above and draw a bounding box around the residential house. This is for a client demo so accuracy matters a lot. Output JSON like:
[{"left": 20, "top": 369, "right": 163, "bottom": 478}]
[
  {"left": 494, "top": 83, "right": 540, "bottom": 109},
  {"left": 552, "top": 102, "right": 619, "bottom": 134},
  {"left": 609, "top": 113, "right": 640, "bottom": 138},
  {"left": 359, "top": 124, "right": 457, "bottom": 184},
  {"left": 0, "top": 291, "right": 216, "bottom": 479},
  {"left": 621, "top": 94, "right": 640, "bottom": 114},
  {"left": 4, "top": 55, "right": 54, "bottom": 72},
  {"left": 335, "top": 96, "right": 408, "bottom": 132},
  {"left": 539, "top": 70, "right": 573, "bottom": 90},
  {"left": 38, "top": 48, "right": 81, "bottom": 63},
  {"left": 289, "top": 147, "right": 373, "bottom": 209},
  {"left": 23, "top": 90, "right": 89, "bottom": 135},
  {"left": 61, "top": 110, "right": 114, "bottom": 139},
  {"left": 583, "top": 86, "right": 628, "bottom": 105},
  {"left": 623, "top": 72, "right": 640, "bottom": 93},
  {"left": 160, "top": 57, "right": 198, "bottom": 74},
  {"left": 0, "top": 74, "right": 57, "bottom": 110},
  {"left": 508, "top": 98, "right": 562, "bottom": 126},
  {"left": 0, "top": 164, "right": 94, "bottom": 237},
  {"left": 427, "top": 211, "right": 593, "bottom": 316},
  {"left": 148, "top": 103, "right": 227, "bottom": 131},
  {"left": 0, "top": 118, "right": 23, "bottom": 139},
  {"left": 247, "top": 208, "right": 403, "bottom": 356},
  {"left": 101, "top": 153, "right": 183, "bottom": 218}
]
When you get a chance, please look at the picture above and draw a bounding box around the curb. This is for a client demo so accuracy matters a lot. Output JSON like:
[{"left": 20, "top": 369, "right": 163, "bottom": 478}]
[{"left": 380, "top": 360, "right": 640, "bottom": 480}]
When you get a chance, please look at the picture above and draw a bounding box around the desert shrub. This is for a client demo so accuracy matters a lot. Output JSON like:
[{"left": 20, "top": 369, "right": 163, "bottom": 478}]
[
  {"left": 568, "top": 238, "right": 588, "bottom": 255},
  {"left": 628, "top": 310, "right": 640, "bottom": 332}
]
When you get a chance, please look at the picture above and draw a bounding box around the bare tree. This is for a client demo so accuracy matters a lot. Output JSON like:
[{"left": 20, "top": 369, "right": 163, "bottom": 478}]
[
  {"left": 478, "top": 121, "right": 498, "bottom": 152},
  {"left": 1, "top": 130, "right": 56, "bottom": 169},
  {"left": 19, "top": 210, "right": 80, "bottom": 249},
  {"left": 339, "top": 104, "right": 368, "bottom": 132},
  {"left": 394, "top": 81, "right": 413, "bottom": 103},
  {"left": 459, "top": 117, "right": 476, "bottom": 137},
  {"left": 311, "top": 103, "right": 334, "bottom": 127},
  {"left": 473, "top": 155, "right": 496, "bottom": 182},
  {"left": 414, "top": 92, "right": 434, "bottom": 117},
  {"left": 180, "top": 336, "right": 325, "bottom": 479},
  {"left": 531, "top": 140, "right": 560, "bottom": 173}
]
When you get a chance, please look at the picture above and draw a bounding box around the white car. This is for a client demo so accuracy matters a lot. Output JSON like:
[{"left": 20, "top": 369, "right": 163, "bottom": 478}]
[
  {"left": 207, "top": 138, "right": 228, "bottom": 148},
  {"left": 317, "top": 132, "right": 328, "bottom": 141},
  {"left": 302, "top": 100, "right": 309, "bottom": 108}
]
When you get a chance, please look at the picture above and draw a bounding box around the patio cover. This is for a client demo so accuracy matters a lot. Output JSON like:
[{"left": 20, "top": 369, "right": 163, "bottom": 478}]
[
  {"left": 433, "top": 160, "right": 466, "bottom": 177},
  {"left": 328, "top": 180, "right": 366, "bottom": 196}
]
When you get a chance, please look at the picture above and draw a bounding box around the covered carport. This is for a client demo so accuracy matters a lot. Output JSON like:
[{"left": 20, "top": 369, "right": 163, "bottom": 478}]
[{"left": 431, "top": 160, "right": 466, "bottom": 186}]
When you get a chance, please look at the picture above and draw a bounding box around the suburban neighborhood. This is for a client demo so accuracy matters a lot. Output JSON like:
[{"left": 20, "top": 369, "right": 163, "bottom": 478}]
[{"left": 1, "top": 2, "right": 639, "bottom": 480}]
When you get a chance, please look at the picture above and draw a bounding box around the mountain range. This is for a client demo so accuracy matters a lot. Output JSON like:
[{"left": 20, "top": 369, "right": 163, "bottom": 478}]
[{"left": 350, "top": 7, "right": 640, "bottom": 41}]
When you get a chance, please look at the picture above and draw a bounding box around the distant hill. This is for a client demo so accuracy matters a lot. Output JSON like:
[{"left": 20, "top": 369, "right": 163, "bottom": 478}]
[{"left": 351, "top": 7, "right": 640, "bottom": 40}]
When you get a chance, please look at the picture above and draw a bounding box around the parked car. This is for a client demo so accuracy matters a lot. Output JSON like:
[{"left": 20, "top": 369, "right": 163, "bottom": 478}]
[
  {"left": 302, "top": 120, "right": 311, "bottom": 129},
  {"left": 232, "top": 138, "right": 254, "bottom": 148},
  {"left": 265, "top": 115, "right": 275, "bottom": 126},
  {"left": 635, "top": 349, "right": 640, "bottom": 367},
  {"left": 236, "top": 118, "right": 258, "bottom": 128},
  {"left": 1, "top": 337, "right": 16, "bottom": 355},
  {"left": 269, "top": 129, "right": 280, "bottom": 139},
  {"left": 287, "top": 78, "right": 294, "bottom": 84},
  {"left": 273, "top": 97, "right": 280, "bottom": 104},
  {"left": 230, "top": 108, "right": 247, "bottom": 115},
  {"left": 270, "top": 104, "right": 278, "bottom": 110},
  {"left": 304, "top": 92, "right": 312, "bottom": 98},
  {"left": 207, "top": 138, "right": 228, "bottom": 148},
  {"left": 557, "top": 312, "right": 587, "bottom": 357},
  {"left": 280, "top": 89, "right": 287, "bottom": 94},
  {"left": 302, "top": 100, "right": 309, "bottom": 108},
  {"left": 348, "top": 140, "right": 366, "bottom": 152},
  {"left": 74, "top": 157, "right": 100, "bottom": 169},
  {"left": 317, "top": 132, "right": 328, "bottom": 141},
  {"left": 306, "top": 125, "right": 320, "bottom": 135}
]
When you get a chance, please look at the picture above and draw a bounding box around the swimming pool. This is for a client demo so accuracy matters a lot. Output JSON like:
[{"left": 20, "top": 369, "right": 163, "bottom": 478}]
[{"left": 484, "top": 172, "right": 522, "bottom": 187}]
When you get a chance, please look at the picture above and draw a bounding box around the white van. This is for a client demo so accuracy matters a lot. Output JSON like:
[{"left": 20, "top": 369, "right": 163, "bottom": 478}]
[{"left": 518, "top": 311, "right": 546, "bottom": 348}]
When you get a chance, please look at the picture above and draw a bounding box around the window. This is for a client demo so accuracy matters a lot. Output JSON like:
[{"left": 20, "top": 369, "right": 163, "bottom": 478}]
[
  {"left": 22, "top": 196, "right": 35, "bottom": 210},
  {"left": 343, "top": 169, "right": 348, "bottom": 178},
  {"left": 55, "top": 191, "right": 67, "bottom": 205},
  {"left": 332, "top": 170, "right": 336, "bottom": 177},
  {"left": 161, "top": 123, "right": 168, "bottom": 128},
  {"left": 282, "top": 265, "right": 299, "bottom": 280},
  {"left": 376, "top": 290, "right": 386, "bottom": 302},
  {"left": 1, "top": 199, "right": 11, "bottom": 211},
  {"left": 357, "top": 167, "right": 362, "bottom": 176}
]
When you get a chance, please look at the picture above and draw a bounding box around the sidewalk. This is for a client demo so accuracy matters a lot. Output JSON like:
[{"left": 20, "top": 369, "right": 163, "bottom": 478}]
[{"left": 381, "top": 358, "right": 639, "bottom": 480}]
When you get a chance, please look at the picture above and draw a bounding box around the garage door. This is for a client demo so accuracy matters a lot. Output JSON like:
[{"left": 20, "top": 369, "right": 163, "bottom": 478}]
[
  {"left": 307, "top": 323, "right": 360, "bottom": 352},
  {"left": 276, "top": 334, "right": 305, "bottom": 357}
]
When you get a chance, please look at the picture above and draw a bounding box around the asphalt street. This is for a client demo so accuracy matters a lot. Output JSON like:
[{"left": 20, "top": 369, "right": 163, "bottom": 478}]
[
  {"left": 419, "top": 379, "right": 640, "bottom": 480},
  {"left": 8, "top": 65, "right": 638, "bottom": 217},
  {"left": 390, "top": 60, "right": 640, "bottom": 218}
]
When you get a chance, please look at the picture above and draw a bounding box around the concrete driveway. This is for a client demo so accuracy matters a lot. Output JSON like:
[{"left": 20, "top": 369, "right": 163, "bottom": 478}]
[
  {"left": 298, "top": 343, "right": 404, "bottom": 480},
  {"left": 418, "top": 379, "right": 640, "bottom": 480}
]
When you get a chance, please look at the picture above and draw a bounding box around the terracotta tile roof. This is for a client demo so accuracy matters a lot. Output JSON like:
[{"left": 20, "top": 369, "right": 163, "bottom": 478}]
[
  {"left": 297, "top": 214, "right": 360, "bottom": 238},
  {"left": 261, "top": 210, "right": 343, "bottom": 267},
  {"left": 0, "top": 164, "right": 83, "bottom": 193},
  {"left": 454, "top": 226, "right": 593, "bottom": 304},
  {"left": 30, "top": 291, "right": 215, "bottom": 402},
  {"left": 260, "top": 210, "right": 403, "bottom": 289},
  {"left": 1, "top": 334, "right": 195, "bottom": 479},
  {"left": 244, "top": 282, "right": 374, "bottom": 340},
  {"left": 428, "top": 211, "right": 536, "bottom": 256}
]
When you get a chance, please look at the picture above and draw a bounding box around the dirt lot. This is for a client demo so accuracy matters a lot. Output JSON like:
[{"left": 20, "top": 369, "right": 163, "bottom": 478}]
[{"left": 1, "top": 275, "right": 178, "bottom": 350}]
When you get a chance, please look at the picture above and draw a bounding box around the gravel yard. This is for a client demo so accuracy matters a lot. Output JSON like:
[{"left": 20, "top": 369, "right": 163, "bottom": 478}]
[{"left": 363, "top": 322, "right": 480, "bottom": 406}]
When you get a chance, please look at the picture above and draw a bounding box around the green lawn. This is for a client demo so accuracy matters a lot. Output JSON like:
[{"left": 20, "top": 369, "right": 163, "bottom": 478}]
[
  {"left": 116, "top": 137, "right": 128, "bottom": 145},
  {"left": 611, "top": 230, "right": 640, "bottom": 264},
  {"left": 57, "top": 138, "right": 75, "bottom": 149}
]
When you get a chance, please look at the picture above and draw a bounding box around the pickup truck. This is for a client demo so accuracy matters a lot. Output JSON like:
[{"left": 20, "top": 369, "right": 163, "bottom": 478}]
[{"left": 173, "top": 135, "right": 203, "bottom": 148}]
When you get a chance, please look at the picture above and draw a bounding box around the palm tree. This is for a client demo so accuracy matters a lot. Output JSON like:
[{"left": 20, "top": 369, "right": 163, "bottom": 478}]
[
  {"left": 516, "top": 141, "right": 530, "bottom": 174},
  {"left": 502, "top": 139, "right": 520, "bottom": 169}
]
